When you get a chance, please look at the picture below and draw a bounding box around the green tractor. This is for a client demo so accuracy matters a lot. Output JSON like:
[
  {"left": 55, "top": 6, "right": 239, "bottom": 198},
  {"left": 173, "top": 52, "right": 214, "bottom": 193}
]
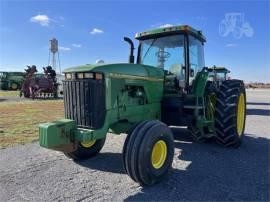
[
  {"left": 208, "top": 66, "right": 230, "bottom": 81},
  {"left": 0, "top": 71, "right": 26, "bottom": 90},
  {"left": 39, "top": 25, "right": 246, "bottom": 185}
]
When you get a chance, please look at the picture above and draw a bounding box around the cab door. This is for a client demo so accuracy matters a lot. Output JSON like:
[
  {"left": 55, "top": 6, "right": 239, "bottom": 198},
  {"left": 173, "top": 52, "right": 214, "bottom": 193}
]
[{"left": 187, "top": 35, "right": 205, "bottom": 86}]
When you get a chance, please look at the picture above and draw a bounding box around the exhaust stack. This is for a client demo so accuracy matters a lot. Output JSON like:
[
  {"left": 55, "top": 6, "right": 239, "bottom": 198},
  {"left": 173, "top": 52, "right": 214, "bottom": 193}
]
[{"left": 124, "top": 37, "right": 135, "bottom": 64}]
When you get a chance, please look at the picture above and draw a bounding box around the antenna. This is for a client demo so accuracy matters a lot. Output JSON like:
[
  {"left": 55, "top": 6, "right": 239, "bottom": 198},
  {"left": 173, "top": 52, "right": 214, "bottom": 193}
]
[{"left": 48, "top": 38, "right": 61, "bottom": 74}]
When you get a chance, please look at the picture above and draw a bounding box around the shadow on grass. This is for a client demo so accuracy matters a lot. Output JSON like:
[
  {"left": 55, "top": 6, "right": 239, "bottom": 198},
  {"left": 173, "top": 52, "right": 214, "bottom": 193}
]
[{"left": 75, "top": 128, "right": 269, "bottom": 201}]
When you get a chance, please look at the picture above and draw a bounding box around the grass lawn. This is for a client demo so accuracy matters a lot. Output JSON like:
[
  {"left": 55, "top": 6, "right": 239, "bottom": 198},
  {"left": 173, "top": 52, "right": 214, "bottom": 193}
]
[
  {"left": 0, "top": 100, "right": 64, "bottom": 148},
  {"left": 0, "top": 90, "right": 20, "bottom": 97}
]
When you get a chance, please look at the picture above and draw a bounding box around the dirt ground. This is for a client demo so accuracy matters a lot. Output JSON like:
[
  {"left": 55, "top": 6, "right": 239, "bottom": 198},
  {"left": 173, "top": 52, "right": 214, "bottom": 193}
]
[{"left": 0, "top": 89, "right": 269, "bottom": 201}]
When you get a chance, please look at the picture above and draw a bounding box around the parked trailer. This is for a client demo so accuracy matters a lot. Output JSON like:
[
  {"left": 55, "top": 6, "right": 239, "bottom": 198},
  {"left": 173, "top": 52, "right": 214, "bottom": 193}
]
[{"left": 20, "top": 66, "right": 59, "bottom": 99}]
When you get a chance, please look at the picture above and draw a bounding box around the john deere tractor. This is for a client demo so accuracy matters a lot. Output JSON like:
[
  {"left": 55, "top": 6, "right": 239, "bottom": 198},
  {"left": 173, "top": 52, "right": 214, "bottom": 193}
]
[
  {"left": 208, "top": 66, "right": 231, "bottom": 82},
  {"left": 0, "top": 71, "right": 26, "bottom": 90},
  {"left": 39, "top": 25, "right": 246, "bottom": 185}
]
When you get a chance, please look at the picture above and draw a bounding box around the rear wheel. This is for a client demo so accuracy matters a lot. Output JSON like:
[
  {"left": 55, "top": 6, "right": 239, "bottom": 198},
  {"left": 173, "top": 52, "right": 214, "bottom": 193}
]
[
  {"left": 65, "top": 137, "right": 106, "bottom": 160},
  {"left": 214, "top": 80, "right": 246, "bottom": 147},
  {"left": 123, "top": 120, "right": 174, "bottom": 185}
]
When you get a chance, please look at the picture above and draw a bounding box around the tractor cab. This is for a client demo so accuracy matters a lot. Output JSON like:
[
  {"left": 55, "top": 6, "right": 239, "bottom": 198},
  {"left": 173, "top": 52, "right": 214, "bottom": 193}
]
[
  {"left": 135, "top": 25, "right": 206, "bottom": 94},
  {"left": 133, "top": 25, "right": 207, "bottom": 126},
  {"left": 208, "top": 66, "right": 230, "bottom": 82}
]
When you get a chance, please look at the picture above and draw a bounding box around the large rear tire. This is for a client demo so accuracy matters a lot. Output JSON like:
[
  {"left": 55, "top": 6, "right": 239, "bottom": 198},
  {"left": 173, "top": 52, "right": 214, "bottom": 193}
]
[
  {"left": 188, "top": 125, "right": 207, "bottom": 143},
  {"left": 123, "top": 120, "right": 174, "bottom": 186},
  {"left": 65, "top": 137, "right": 106, "bottom": 160},
  {"left": 214, "top": 80, "right": 246, "bottom": 147}
]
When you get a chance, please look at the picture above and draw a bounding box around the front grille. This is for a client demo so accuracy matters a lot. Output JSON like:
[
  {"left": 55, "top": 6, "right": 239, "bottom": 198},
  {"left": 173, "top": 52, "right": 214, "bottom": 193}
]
[{"left": 63, "top": 78, "right": 106, "bottom": 129}]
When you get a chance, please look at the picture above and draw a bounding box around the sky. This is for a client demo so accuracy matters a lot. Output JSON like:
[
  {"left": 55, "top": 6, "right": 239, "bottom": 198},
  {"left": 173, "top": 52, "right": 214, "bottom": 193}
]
[{"left": 0, "top": 0, "right": 269, "bottom": 82}]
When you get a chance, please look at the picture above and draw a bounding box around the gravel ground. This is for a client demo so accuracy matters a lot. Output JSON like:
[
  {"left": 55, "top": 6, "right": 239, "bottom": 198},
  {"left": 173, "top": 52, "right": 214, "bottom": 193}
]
[
  {"left": 0, "top": 96, "right": 29, "bottom": 103},
  {"left": 0, "top": 96, "right": 62, "bottom": 103},
  {"left": 0, "top": 89, "right": 269, "bottom": 201}
]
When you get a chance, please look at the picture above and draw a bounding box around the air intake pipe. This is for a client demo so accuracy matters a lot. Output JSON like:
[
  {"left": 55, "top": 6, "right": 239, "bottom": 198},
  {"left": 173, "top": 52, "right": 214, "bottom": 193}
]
[{"left": 124, "top": 37, "right": 135, "bottom": 64}]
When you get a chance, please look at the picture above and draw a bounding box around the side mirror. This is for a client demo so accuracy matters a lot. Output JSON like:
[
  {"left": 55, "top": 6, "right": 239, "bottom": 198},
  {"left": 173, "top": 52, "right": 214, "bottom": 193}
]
[{"left": 190, "top": 68, "right": 195, "bottom": 77}]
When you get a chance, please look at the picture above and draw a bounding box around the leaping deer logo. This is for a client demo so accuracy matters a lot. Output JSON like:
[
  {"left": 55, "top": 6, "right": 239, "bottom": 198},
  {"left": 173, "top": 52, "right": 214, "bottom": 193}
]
[{"left": 219, "top": 13, "right": 254, "bottom": 39}]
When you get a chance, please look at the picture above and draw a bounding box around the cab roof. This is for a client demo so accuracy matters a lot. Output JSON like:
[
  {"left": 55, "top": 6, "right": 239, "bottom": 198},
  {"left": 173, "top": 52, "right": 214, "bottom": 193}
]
[
  {"left": 135, "top": 25, "right": 206, "bottom": 42},
  {"left": 208, "top": 66, "right": 230, "bottom": 73}
]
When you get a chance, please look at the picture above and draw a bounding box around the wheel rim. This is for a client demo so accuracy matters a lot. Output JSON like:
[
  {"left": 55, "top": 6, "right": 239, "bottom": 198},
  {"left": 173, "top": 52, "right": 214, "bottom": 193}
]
[
  {"left": 237, "top": 93, "right": 245, "bottom": 136},
  {"left": 81, "top": 140, "right": 96, "bottom": 148},
  {"left": 151, "top": 140, "right": 167, "bottom": 169},
  {"left": 11, "top": 83, "right": 17, "bottom": 90}
]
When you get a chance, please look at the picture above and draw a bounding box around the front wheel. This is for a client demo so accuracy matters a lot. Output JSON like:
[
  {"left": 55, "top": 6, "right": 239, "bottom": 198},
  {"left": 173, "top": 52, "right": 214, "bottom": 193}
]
[
  {"left": 65, "top": 137, "right": 106, "bottom": 160},
  {"left": 123, "top": 120, "right": 174, "bottom": 186},
  {"left": 10, "top": 83, "right": 18, "bottom": 90}
]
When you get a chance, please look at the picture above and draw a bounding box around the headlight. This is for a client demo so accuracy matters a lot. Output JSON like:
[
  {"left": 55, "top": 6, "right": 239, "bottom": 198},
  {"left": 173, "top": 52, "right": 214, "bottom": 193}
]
[
  {"left": 95, "top": 73, "right": 103, "bottom": 80},
  {"left": 66, "top": 72, "right": 102, "bottom": 80},
  {"left": 77, "top": 73, "right": 84, "bottom": 79},
  {"left": 85, "top": 72, "right": 94, "bottom": 79},
  {"left": 65, "top": 73, "right": 72, "bottom": 80}
]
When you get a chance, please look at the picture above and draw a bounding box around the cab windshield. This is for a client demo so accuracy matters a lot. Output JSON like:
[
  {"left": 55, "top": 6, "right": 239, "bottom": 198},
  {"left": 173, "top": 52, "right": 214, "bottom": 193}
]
[{"left": 139, "top": 35, "right": 185, "bottom": 74}]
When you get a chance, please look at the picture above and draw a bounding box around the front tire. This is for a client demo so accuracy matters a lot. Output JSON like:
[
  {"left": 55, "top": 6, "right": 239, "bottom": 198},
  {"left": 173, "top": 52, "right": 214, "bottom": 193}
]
[
  {"left": 11, "top": 82, "right": 18, "bottom": 90},
  {"left": 65, "top": 137, "right": 106, "bottom": 160},
  {"left": 123, "top": 120, "right": 174, "bottom": 186},
  {"left": 214, "top": 80, "right": 246, "bottom": 147}
]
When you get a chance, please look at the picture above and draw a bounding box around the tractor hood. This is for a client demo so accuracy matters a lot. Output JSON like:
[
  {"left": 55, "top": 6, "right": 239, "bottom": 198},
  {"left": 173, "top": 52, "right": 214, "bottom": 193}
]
[{"left": 63, "top": 63, "right": 164, "bottom": 80}]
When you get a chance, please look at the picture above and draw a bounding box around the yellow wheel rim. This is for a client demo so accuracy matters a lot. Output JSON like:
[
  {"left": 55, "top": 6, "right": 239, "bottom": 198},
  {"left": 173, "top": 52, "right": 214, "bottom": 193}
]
[
  {"left": 81, "top": 140, "right": 96, "bottom": 148},
  {"left": 11, "top": 83, "right": 17, "bottom": 90},
  {"left": 151, "top": 140, "right": 167, "bottom": 169},
  {"left": 237, "top": 93, "right": 245, "bottom": 136}
]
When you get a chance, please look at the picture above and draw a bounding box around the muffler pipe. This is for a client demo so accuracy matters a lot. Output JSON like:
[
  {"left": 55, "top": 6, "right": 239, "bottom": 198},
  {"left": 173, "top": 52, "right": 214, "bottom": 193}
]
[{"left": 124, "top": 37, "right": 135, "bottom": 64}]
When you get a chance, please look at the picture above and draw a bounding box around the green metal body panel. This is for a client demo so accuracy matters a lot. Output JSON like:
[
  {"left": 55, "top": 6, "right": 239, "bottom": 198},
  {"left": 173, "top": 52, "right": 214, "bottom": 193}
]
[
  {"left": 39, "top": 119, "right": 76, "bottom": 152},
  {"left": 64, "top": 63, "right": 164, "bottom": 121},
  {"left": 64, "top": 63, "right": 164, "bottom": 79},
  {"left": 192, "top": 69, "right": 209, "bottom": 97},
  {"left": 40, "top": 63, "right": 164, "bottom": 150},
  {"left": 188, "top": 68, "right": 215, "bottom": 137}
]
